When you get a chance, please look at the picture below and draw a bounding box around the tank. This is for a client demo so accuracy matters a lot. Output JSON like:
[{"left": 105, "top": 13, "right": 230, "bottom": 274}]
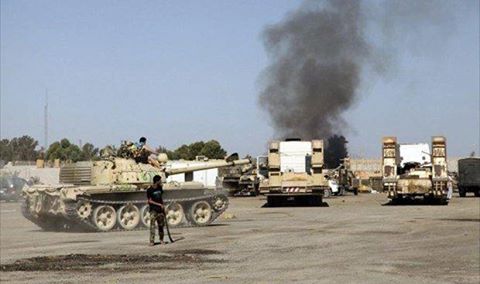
[
  {"left": 220, "top": 162, "right": 261, "bottom": 196},
  {"left": 21, "top": 154, "right": 250, "bottom": 232},
  {"left": 382, "top": 136, "right": 450, "bottom": 204},
  {"left": 458, "top": 157, "right": 480, "bottom": 197}
]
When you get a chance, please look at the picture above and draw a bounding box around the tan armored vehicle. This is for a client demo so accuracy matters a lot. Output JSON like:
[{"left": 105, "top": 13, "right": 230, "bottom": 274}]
[
  {"left": 22, "top": 154, "right": 250, "bottom": 231},
  {"left": 382, "top": 136, "right": 449, "bottom": 204},
  {"left": 220, "top": 161, "right": 262, "bottom": 196},
  {"left": 261, "top": 139, "right": 328, "bottom": 206}
]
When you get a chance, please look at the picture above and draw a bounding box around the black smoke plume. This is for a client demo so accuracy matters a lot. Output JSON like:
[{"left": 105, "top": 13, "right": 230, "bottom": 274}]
[
  {"left": 259, "top": 0, "right": 369, "bottom": 139},
  {"left": 258, "top": 0, "right": 456, "bottom": 140}
]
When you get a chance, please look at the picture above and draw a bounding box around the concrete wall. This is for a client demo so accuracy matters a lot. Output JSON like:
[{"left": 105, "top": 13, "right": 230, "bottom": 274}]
[
  {"left": 0, "top": 165, "right": 60, "bottom": 184},
  {"left": 350, "top": 158, "right": 461, "bottom": 177},
  {"left": 350, "top": 159, "right": 382, "bottom": 175}
]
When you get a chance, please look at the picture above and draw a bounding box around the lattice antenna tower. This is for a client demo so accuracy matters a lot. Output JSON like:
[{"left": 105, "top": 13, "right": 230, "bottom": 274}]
[{"left": 44, "top": 89, "right": 48, "bottom": 150}]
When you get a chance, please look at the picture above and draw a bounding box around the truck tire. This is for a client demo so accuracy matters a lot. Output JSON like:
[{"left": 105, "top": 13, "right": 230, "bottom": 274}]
[{"left": 459, "top": 187, "right": 466, "bottom": 197}]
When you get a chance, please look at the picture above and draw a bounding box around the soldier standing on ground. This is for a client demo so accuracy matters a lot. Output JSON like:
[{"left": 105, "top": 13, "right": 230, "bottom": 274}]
[{"left": 147, "top": 175, "right": 165, "bottom": 246}]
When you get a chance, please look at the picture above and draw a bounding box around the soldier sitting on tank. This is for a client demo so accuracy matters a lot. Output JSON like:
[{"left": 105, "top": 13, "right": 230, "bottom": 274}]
[
  {"left": 147, "top": 175, "right": 165, "bottom": 246},
  {"left": 134, "top": 137, "right": 161, "bottom": 168}
]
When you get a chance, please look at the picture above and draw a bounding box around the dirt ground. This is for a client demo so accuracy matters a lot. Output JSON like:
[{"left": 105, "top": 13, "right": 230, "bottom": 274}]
[{"left": 1, "top": 194, "right": 479, "bottom": 284}]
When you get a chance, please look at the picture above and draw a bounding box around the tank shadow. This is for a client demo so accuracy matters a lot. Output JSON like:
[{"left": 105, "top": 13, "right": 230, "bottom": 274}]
[
  {"left": 261, "top": 202, "right": 329, "bottom": 208},
  {"left": 454, "top": 195, "right": 480, "bottom": 199},
  {"left": 382, "top": 199, "right": 448, "bottom": 206}
]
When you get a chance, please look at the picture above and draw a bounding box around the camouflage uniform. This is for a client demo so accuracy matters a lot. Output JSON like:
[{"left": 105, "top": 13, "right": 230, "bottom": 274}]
[
  {"left": 147, "top": 184, "right": 165, "bottom": 244},
  {"left": 149, "top": 210, "right": 165, "bottom": 244}
]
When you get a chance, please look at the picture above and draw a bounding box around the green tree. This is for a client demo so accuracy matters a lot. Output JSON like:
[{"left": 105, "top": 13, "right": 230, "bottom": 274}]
[
  {"left": 81, "top": 143, "right": 99, "bottom": 160},
  {"left": 173, "top": 144, "right": 192, "bottom": 160},
  {"left": 0, "top": 139, "right": 12, "bottom": 161},
  {"left": 189, "top": 141, "right": 205, "bottom": 159},
  {"left": 0, "top": 136, "right": 39, "bottom": 161},
  {"left": 46, "top": 138, "right": 82, "bottom": 162},
  {"left": 199, "top": 140, "right": 227, "bottom": 159},
  {"left": 324, "top": 135, "right": 348, "bottom": 169},
  {"left": 167, "top": 140, "right": 227, "bottom": 160}
]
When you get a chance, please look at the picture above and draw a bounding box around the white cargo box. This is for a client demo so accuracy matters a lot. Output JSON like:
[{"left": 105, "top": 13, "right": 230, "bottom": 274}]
[
  {"left": 399, "top": 143, "right": 431, "bottom": 166},
  {"left": 279, "top": 141, "right": 312, "bottom": 173}
]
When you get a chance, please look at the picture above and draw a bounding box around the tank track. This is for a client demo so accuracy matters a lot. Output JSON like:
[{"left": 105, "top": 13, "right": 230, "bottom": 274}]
[
  {"left": 21, "top": 199, "right": 71, "bottom": 231},
  {"left": 22, "top": 193, "right": 229, "bottom": 232}
]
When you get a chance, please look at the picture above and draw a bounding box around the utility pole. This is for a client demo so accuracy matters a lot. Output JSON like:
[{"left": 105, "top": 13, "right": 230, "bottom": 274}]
[{"left": 44, "top": 89, "right": 48, "bottom": 151}]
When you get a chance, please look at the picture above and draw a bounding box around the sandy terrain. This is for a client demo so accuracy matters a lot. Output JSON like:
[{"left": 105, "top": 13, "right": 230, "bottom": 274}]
[{"left": 1, "top": 194, "right": 479, "bottom": 283}]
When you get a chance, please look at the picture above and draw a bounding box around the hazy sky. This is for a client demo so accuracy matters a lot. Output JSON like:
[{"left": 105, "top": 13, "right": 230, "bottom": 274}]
[{"left": 1, "top": 0, "right": 479, "bottom": 158}]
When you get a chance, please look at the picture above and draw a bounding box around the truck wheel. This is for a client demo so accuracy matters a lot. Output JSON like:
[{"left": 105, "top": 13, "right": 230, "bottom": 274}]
[
  {"left": 459, "top": 187, "right": 466, "bottom": 197},
  {"left": 354, "top": 188, "right": 358, "bottom": 196},
  {"left": 324, "top": 188, "right": 331, "bottom": 198}
]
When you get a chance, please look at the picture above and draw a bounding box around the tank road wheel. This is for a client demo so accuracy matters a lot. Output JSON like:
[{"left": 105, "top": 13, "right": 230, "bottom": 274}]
[
  {"left": 140, "top": 204, "right": 151, "bottom": 227},
  {"left": 117, "top": 204, "right": 140, "bottom": 230},
  {"left": 165, "top": 202, "right": 184, "bottom": 226},
  {"left": 92, "top": 205, "right": 117, "bottom": 231},
  {"left": 213, "top": 195, "right": 228, "bottom": 212},
  {"left": 76, "top": 201, "right": 93, "bottom": 219},
  {"left": 190, "top": 201, "right": 213, "bottom": 226}
]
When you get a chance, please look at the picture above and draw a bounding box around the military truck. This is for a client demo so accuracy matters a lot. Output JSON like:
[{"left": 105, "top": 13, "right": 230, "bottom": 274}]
[
  {"left": 261, "top": 139, "right": 328, "bottom": 206},
  {"left": 382, "top": 136, "right": 449, "bottom": 204},
  {"left": 22, "top": 153, "right": 250, "bottom": 232},
  {"left": 457, "top": 157, "right": 480, "bottom": 197}
]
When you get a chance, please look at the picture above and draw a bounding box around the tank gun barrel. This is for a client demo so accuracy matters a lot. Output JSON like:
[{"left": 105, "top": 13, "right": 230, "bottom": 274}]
[{"left": 165, "top": 157, "right": 251, "bottom": 176}]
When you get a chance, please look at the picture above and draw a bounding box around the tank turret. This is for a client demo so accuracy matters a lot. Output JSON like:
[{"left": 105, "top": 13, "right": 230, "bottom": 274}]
[
  {"left": 22, "top": 154, "right": 251, "bottom": 232},
  {"left": 59, "top": 153, "right": 250, "bottom": 186}
]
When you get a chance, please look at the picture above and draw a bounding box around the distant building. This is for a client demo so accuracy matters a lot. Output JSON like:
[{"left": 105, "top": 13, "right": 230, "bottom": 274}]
[{"left": 166, "top": 159, "right": 220, "bottom": 187}]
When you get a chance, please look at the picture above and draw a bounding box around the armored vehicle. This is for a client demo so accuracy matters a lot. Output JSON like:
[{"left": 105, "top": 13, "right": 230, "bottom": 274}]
[
  {"left": 261, "top": 139, "right": 328, "bottom": 206},
  {"left": 382, "top": 136, "right": 449, "bottom": 204},
  {"left": 21, "top": 154, "right": 250, "bottom": 231},
  {"left": 220, "top": 159, "right": 263, "bottom": 196},
  {"left": 458, "top": 157, "right": 480, "bottom": 197}
]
